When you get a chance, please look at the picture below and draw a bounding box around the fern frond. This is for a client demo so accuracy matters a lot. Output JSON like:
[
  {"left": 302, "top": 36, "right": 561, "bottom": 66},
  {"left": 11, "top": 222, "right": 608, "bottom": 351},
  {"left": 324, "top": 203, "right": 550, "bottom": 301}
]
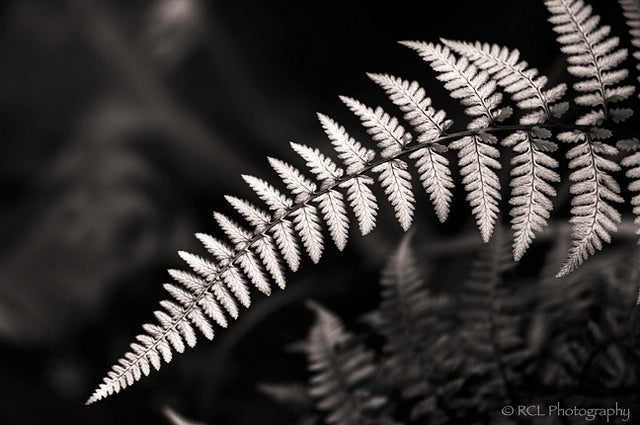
[
  {"left": 450, "top": 134, "right": 501, "bottom": 242},
  {"left": 340, "top": 96, "right": 412, "bottom": 157},
  {"left": 304, "top": 302, "right": 388, "bottom": 425},
  {"left": 442, "top": 40, "right": 569, "bottom": 123},
  {"left": 401, "top": 42, "right": 505, "bottom": 240},
  {"left": 371, "top": 234, "right": 453, "bottom": 419},
  {"left": 340, "top": 97, "right": 416, "bottom": 230},
  {"left": 545, "top": 1, "right": 630, "bottom": 274},
  {"left": 503, "top": 130, "right": 561, "bottom": 260},
  {"left": 619, "top": 0, "right": 640, "bottom": 79},
  {"left": 400, "top": 42, "right": 510, "bottom": 129},
  {"left": 546, "top": 0, "right": 635, "bottom": 125},
  {"left": 458, "top": 227, "right": 527, "bottom": 412},
  {"left": 317, "top": 113, "right": 375, "bottom": 174},
  {"left": 340, "top": 176, "right": 378, "bottom": 236},
  {"left": 89, "top": 10, "right": 640, "bottom": 401},
  {"left": 368, "top": 73, "right": 455, "bottom": 222},
  {"left": 290, "top": 143, "right": 350, "bottom": 249},
  {"left": 557, "top": 131, "right": 623, "bottom": 276}
]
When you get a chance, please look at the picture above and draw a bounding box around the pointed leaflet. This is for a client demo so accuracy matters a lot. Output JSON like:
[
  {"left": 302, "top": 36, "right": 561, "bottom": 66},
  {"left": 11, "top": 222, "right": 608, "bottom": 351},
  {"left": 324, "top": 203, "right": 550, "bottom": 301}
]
[
  {"left": 369, "top": 73, "right": 455, "bottom": 222},
  {"left": 342, "top": 96, "right": 416, "bottom": 230},
  {"left": 443, "top": 40, "right": 566, "bottom": 257},
  {"left": 557, "top": 131, "right": 623, "bottom": 276},
  {"left": 224, "top": 196, "right": 287, "bottom": 288},
  {"left": 290, "top": 142, "right": 350, "bottom": 250},
  {"left": 195, "top": 233, "right": 251, "bottom": 307},
  {"left": 239, "top": 177, "right": 302, "bottom": 271},
  {"left": 402, "top": 42, "right": 505, "bottom": 240},
  {"left": 318, "top": 114, "right": 379, "bottom": 235},
  {"left": 214, "top": 212, "right": 272, "bottom": 295}
]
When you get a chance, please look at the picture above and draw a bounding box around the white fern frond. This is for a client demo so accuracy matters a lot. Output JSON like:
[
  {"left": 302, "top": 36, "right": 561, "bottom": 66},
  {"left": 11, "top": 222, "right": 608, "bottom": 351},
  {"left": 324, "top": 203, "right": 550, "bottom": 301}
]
[
  {"left": 242, "top": 174, "right": 292, "bottom": 215},
  {"left": 368, "top": 73, "right": 455, "bottom": 222},
  {"left": 503, "top": 131, "right": 560, "bottom": 260},
  {"left": 290, "top": 142, "right": 344, "bottom": 184},
  {"left": 451, "top": 134, "right": 501, "bottom": 242},
  {"left": 442, "top": 40, "right": 569, "bottom": 123},
  {"left": 167, "top": 268, "right": 228, "bottom": 327},
  {"left": 272, "top": 220, "right": 302, "bottom": 271},
  {"left": 372, "top": 160, "right": 415, "bottom": 231},
  {"left": 619, "top": 0, "right": 640, "bottom": 79},
  {"left": 269, "top": 158, "right": 318, "bottom": 203},
  {"left": 340, "top": 176, "right": 378, "bottom": 235},
  {"left": 340, "top": 96, "right": 412, "bottom": 157},
  {"left": 401, "top": 41, "right": 509, "bottom": 129},
  {"left": 292, "top": 204, "right": 325, "bottom": 263},
  {"left": 318, "top": 113, "right": 375, "bottom": 174},
  {"left": 316, "top": 191, "right": 350, "bottom": 251},
  {"left": 367, "top": 73, "right": 452, "bottom": 141},
  {"left": 546, "top": 0, "right": 635, "bottom": 125},
  {"left": 557, "top": 131, "right": 623, "bottom": 276}
]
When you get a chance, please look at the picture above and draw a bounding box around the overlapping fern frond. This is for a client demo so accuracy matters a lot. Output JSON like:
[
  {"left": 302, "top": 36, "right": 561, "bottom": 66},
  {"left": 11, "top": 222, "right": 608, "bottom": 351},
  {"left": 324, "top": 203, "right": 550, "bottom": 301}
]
[
  {"left": 302, "top": 302, "right": 392, "bottom": 425},
  {"left": 546, "top": 0, "right": 635, "bottom": 275},
  {"left": 88, "top": 0, "right": 640, "bottom": 403},
  {"left": 365, "top": 234, "right": 454, "bottom": 421}
]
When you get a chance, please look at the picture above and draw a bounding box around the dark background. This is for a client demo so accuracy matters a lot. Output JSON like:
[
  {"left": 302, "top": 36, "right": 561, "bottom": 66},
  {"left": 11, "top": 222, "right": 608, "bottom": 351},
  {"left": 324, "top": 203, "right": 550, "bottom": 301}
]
[{"left": 0, "top": 0, "right": 628, "bottom": 424}]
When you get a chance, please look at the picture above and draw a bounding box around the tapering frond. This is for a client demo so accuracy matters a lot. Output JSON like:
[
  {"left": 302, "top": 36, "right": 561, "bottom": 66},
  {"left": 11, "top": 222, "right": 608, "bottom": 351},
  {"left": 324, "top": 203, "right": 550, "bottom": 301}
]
[
  {"left": 318, "top": 113, "right": 375, "bottom": 175},
  {"left": 503, "top": 130, "right": 560, "bottom": 260},
  {"left": 304, "top": 302, "right": 388, "bottom": 425},
  {"left": 292, "top": 205, "right": 325, "bottom": 263},
  {"left": 450, "top": 134, "right": 501, "bottom": 242},
  {"left": 370, "top": 234, "right": 453, "bottom": 419},
  {"left": 372, "top": 160, "right": 415, "bottom": 231},
  {"left": 340, "top": 176, "right": 378, "bottom": 236},
  {"left": 458, "top": 228, "right": 528, "bottom": 413},
  {"left": 89, "top": 13, "right": 640, "bottom": 403},
  {"left": 368, "top": 73, "right": 455, "bottom": 222},
  {"left": 340, "top": 96, "right": 412, "bottom": 157},
  {"left": 557, "top": 131, "right": 623, "bottom": 276},
  {"left": 546, "top": 0, "right": 635, "bottom": 125}
]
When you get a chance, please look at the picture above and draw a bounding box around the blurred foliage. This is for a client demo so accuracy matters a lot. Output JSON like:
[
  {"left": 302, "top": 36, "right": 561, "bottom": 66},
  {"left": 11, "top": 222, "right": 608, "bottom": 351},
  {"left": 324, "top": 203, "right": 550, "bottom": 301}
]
[{"left": 258, "top": 230, "right": 640, "bottom": 425}]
